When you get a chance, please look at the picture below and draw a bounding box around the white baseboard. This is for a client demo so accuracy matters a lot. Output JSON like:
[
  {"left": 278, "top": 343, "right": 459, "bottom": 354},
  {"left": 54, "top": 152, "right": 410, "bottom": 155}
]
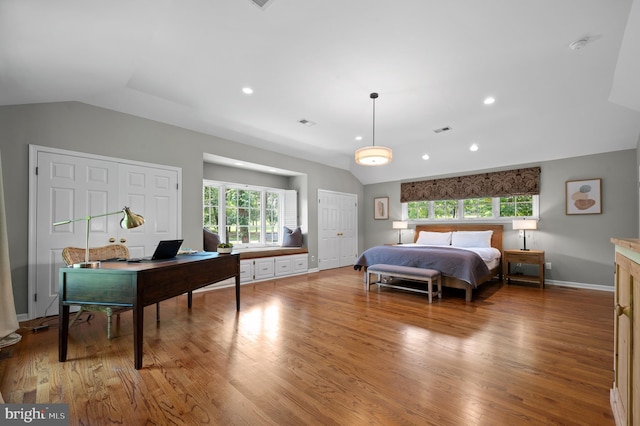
[{"left": 544, "top": 279, "right": 614, "bottom": 292}]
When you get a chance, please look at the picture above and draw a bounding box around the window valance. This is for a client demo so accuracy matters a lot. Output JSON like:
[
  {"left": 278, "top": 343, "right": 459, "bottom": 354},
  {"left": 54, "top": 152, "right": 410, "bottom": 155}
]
[{"left": 400, "top": 167, "right": 540, "bottom": 202}]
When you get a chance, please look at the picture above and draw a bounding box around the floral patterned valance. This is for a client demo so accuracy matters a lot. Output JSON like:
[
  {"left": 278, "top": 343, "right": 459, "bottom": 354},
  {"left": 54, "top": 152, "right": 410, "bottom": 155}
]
[{"left": 400, "top": 167, "right": 541, "bottom": 202}]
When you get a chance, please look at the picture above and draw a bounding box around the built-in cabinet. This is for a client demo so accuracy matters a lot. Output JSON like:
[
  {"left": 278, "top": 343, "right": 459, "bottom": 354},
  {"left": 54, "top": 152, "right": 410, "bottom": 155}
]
[
  {"left": 611, "top": 238, "right": 640, "bottom": 426},
  {"left": 244, "top": 253, "right": 308, "bottom": 282},
  {"left": 199, "top": 253, "right": 309, "bottom": 292}
]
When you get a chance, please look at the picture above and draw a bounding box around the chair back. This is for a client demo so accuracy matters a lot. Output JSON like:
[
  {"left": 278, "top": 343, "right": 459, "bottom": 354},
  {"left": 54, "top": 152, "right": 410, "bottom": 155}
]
[{"left": 62, "top": 244, "right": 130, "bottom": 266}]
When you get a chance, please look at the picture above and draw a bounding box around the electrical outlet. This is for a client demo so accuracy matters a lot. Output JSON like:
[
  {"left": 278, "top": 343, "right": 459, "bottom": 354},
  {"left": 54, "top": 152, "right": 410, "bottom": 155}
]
[
  {"left": 545, "top": 262, "right": 552, "bottom": 270},
  {"left": 311, "top": 255, "right": 315, "bottom": 262}
]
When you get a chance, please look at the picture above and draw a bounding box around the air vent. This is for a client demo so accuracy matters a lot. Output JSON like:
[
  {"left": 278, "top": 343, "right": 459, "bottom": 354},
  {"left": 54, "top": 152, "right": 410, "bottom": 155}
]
[
  {"left": 250, "top": 0, "right": 273, "bottom": 9},
  {"left": 434, "top": 126, "right": 451, "bottom": 134},
  {"left": 298, "top": 119, "right": 316, "bottom": 127}
]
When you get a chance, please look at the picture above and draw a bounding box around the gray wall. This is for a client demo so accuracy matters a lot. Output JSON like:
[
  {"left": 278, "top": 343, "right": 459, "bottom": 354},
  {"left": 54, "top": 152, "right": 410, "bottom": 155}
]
[
  {"left": 1, "top": 101, "right": 637, "bottom": 317},
  {"left": 0, "top": 102, "right": 364, "bottom": 316},
  {"left": 362, "top": 149, "right": 638, "bottom": 287}
]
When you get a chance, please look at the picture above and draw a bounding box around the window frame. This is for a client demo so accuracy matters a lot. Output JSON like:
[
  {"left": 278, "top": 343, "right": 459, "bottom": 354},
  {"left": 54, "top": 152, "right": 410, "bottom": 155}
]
[
  {"left": 203, "top": 180, "right": 286, "bottom": 248},
  {"left": 402, "top": 195, "right": 539, "bottom": 223}
]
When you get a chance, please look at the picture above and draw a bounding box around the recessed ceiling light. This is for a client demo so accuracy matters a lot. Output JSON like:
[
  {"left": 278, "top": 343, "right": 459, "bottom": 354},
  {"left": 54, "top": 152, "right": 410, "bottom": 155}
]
[
  {"left": 242, "top": 87, "right": 253, "bottom": 95},
  {"left": 355, "top": 136, "right": 363, "bottom": 141},
  {"left": 483, "top": 97, "right": 495, "bottom": 105},
  {"left": 470, "top": 143, "right": 479, "bottom": 152},
  {"left": 422, "top": 154, "right": 430, "bottom": 160}
]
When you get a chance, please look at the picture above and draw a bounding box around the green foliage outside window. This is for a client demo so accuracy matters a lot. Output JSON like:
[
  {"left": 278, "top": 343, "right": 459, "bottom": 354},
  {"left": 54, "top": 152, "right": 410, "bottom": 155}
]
[
  {"left": 499, "top": 195, "right": 533, "bottom": 217},
  {"left": 407, "top": 195, "right": 535, "bottom": 220},
  {"left": 203, "top": 182, "right": 282, "bottom": 246},
  {"left": 433, "top": 200, "right": 458, "bottom": 219},
  {"left": 407, "top": 201, "right": 429, "bottom": 219},
  {"left": 203, "top": 186, "right": 219, "bottom": 233},
  {"left": 226, "top": 188, "right": 261, "bottom": 244},
  {"left": 463, "top": 198, "right": 493, "bottom": 218}
]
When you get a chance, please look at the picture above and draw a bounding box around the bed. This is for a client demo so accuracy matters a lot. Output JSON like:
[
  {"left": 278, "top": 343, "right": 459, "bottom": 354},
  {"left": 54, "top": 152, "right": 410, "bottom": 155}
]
[{"left": 354, "top": 224, "right": 503, "bottom": 301}]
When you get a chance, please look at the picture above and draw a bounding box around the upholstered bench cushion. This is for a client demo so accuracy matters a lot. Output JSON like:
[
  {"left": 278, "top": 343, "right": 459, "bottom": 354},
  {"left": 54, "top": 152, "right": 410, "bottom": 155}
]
[
  {"left": 367, "top": 264, "right": 440, "bottom": 279},
  {"left": 366, "top": 264, "right": 441, "bottom": 303}
]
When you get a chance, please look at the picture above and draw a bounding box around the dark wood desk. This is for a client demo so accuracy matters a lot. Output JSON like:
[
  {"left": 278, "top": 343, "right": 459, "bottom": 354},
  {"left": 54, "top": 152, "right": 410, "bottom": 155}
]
[{"left": 58, "top": 253, "right": 240, "bottom": 369}]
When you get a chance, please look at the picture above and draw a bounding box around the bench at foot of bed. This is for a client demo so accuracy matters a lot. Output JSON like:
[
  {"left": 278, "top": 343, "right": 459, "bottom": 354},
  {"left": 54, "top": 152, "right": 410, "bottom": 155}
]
[{"left": 365, "top": 264, "right": 442, "bottom": 303}]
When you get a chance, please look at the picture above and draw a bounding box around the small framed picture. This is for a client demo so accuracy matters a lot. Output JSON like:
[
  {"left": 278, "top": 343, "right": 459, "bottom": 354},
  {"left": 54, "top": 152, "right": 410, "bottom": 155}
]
[
  {"left": 374, "top": 197, "right": 389, "bottom": 220},
  {"left": 566, "top": 178, "right": 602, "bottom": 215}
]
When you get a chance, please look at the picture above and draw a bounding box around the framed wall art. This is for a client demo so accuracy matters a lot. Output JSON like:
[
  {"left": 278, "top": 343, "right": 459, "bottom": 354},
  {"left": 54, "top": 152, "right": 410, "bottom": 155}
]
[
  {"left": 374, "top": 197, "right": 389, "bottom": 220},
  {"left": 566, "top": 178, "right": 602, "bottom": 215}
]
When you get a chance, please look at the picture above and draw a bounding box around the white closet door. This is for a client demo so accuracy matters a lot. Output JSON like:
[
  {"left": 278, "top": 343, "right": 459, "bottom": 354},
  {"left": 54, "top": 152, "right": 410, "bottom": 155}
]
[
  {"left": 35, "top": 152, "right": 120, "bottom": 318},
  {"left": 317, "top": 190, "right": 358, "bottom": 270},
  {"left": 118, "top": 163, "right": 179, "bottom": 259},
  {"left": 338, "top": 194, "right": 357, "bottom": 267},
  {"left": 32, "top": 147, "right": 180, "bottom": 318}
]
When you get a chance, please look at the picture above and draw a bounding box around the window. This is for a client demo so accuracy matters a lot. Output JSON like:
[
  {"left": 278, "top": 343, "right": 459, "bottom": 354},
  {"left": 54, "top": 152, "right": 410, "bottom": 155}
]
[
  {"left": 463, "top": 197, "right": 493, "bottom": 218},
  {"left": 405, "top": 195, "right": 538, "bottom": 221},
  {"left": 203, "top": 181, "right": 285, "bottom": 247}
]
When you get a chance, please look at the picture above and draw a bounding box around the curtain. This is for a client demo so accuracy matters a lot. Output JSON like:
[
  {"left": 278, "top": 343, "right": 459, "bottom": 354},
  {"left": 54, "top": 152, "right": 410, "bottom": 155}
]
[
  {"left": 0, "top": 150, "right": 19, "bottom": 344},
  {"left": 400, "top": 167, "right": 541, "bottom": 202}
]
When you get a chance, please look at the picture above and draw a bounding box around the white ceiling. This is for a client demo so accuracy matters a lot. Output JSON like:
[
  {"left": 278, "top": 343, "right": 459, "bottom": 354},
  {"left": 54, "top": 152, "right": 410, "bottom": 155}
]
[{"left": 2, "top": 0, "right": 640, "bottom": 184}]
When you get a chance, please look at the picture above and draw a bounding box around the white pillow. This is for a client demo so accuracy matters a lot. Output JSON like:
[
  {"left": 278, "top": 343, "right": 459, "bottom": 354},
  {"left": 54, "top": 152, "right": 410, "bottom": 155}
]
[
  {"left": 451, "top": 230, "right": 493, "bottom": 248},
  {"left": 416, "top": 231, "right": 452, "bottom": 246}
]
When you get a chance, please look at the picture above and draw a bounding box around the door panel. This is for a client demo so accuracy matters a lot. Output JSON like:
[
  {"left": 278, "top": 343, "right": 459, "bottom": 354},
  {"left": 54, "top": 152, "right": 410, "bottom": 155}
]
[
  {"left": 37, "top": 152, "right": 119, "bottom": 318},
  {"left": 318, "top": 190, "right": 358, "bottom": 271},
  {"left": 118, "top": 163, "right": 179, "bottom": 258}
]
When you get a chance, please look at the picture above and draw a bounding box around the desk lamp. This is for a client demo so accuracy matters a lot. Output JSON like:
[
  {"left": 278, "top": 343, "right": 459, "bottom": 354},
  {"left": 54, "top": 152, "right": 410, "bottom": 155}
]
[{"left": 53, "top": 207, "right": 145, "bottom": 268}]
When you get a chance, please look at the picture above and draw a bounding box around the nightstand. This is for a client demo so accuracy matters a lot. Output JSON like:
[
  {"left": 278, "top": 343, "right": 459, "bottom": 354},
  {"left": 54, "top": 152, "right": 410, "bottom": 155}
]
[{"left": 502, "top": 249, "right": 545, "bottom": 288}]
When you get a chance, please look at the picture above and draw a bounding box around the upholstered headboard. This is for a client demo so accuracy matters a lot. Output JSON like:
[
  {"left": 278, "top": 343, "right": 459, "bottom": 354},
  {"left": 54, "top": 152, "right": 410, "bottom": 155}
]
[{"left": 414, "top": 223, "right": 504, "bottom": 254}]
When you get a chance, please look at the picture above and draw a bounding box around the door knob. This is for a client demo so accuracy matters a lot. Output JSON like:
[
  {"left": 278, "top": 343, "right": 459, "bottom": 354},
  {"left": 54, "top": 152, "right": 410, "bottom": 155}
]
[{"left": 615, "top": 304, "right": 630, "bottom": 318}]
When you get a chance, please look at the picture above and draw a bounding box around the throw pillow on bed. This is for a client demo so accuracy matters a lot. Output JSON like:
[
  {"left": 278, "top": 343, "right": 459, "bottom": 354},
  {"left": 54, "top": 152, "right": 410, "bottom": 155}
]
[
  {"left": 451, "top": 230, "right": 493, "bottom": 248},
  {"left": 416, "top": 231, "right": 452, "bottom": 246},
  {"left": 282, "top": 226, "right": 303, "bottom": 247}
]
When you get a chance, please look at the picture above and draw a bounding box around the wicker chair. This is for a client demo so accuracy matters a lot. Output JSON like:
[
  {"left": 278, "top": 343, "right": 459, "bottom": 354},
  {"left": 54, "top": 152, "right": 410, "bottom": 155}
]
[{"left": 62, "top": 244, "right": 131, "bottom": 339}]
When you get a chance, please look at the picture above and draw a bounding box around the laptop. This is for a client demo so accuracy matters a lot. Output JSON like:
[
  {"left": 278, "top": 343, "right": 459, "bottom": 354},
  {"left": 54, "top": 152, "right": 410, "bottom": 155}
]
[{"left": 129, "top": 239, "right": 184, "bottom": 262}]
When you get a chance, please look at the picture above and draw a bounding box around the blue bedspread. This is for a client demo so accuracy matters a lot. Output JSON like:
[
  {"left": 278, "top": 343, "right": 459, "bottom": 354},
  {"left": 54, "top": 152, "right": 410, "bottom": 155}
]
[{"left": 354, "top": 245, "right": 491, "bottom": 288}]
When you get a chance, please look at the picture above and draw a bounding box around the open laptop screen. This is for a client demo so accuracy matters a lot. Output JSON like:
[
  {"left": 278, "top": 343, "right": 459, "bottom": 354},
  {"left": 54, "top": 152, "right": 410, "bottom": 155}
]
[{"left": 150, "top": 239, "right": 184, "bottom": 260}]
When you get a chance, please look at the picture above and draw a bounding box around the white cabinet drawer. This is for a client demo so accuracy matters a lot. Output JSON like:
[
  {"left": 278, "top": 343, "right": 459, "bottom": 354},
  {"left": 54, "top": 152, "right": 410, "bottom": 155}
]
[
  {"left": 254, "top": 258, "right": 274, "bottom": 280},
  {"left": 240, "top": 260, "right": 253, "bottom": 283},
  {"left": 292, "top": 254, "right": 308, "bottom": 273},
  {"left": 275, "top": 257, "right": 293, "bottom": 276}
]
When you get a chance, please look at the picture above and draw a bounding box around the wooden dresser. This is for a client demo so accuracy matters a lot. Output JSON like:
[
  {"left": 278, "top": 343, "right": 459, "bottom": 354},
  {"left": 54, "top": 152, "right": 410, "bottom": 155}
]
[{"left": 611, "top": 238, "right": 640, "bottom": 426}]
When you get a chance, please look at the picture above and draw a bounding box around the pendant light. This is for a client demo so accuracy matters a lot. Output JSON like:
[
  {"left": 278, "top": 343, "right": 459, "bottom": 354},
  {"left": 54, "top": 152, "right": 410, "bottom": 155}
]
[{"left": 355, "top": 92, "right": 393, "bottom": 166}]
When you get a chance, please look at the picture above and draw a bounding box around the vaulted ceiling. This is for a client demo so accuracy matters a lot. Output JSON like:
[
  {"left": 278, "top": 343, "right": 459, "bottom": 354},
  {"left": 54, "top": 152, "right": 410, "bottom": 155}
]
[{"left": 2, "top": 0, "right": 639, "bottom": 184}]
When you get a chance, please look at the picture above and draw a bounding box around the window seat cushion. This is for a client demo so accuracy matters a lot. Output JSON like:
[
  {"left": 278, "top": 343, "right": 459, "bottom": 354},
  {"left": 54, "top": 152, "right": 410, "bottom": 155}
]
[{"left": 237, "top": 247, "right": 308, "bottom": 259}]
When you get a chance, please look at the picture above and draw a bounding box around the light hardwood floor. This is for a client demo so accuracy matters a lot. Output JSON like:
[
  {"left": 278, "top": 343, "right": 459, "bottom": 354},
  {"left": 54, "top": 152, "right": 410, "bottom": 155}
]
[{"left": 1, "top": 268, "right": 614, "bottom": 425}]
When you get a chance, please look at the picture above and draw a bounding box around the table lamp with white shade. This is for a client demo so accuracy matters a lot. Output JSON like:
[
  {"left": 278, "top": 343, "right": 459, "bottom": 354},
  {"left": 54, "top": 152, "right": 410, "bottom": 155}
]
[
  {"left": 512, "top": 218, "right": 537, "bottom": 251},
  {"left": 392, "top": 221, "right": 408, "bottom": 244}
]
